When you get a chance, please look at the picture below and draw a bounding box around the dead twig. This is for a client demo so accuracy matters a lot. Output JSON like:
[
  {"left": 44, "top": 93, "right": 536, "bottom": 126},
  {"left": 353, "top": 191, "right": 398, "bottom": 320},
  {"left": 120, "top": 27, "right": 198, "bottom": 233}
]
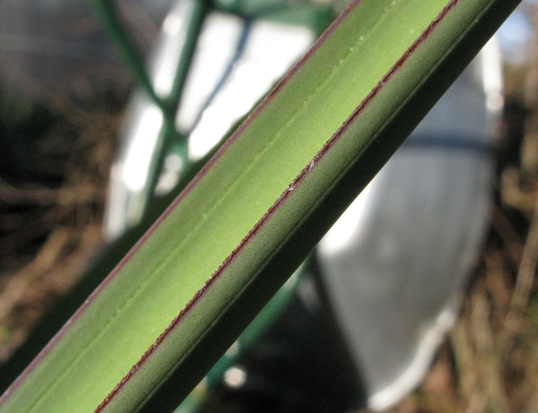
[{"left": 501, "top": 194, "right": 538, "bottom": 348}]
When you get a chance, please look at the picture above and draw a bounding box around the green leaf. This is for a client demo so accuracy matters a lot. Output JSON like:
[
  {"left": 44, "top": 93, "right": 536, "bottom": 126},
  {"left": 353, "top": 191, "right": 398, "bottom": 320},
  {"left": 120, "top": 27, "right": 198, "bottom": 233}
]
[{"left": 0, "top": 0, "right": 520, "bottom": 411}]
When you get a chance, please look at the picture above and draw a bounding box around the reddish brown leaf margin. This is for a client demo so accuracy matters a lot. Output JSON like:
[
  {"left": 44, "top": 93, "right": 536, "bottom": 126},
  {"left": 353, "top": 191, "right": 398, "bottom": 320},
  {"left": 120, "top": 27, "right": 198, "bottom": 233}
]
[{"left": 94, "top": 0, "right": 459, "bottom": 410}]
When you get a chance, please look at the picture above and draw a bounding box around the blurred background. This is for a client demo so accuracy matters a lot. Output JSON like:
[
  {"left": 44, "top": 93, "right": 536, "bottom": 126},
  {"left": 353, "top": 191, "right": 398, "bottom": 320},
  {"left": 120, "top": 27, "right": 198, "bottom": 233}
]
[{"left": 0, "top": 0, "right": 537, "bottom": 411}]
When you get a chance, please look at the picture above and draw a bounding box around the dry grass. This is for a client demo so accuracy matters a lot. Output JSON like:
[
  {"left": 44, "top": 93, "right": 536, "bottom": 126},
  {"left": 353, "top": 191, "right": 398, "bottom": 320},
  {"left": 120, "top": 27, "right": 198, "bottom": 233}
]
[{"left": 0, "top": 79, "right": 123, "bottom": 363}]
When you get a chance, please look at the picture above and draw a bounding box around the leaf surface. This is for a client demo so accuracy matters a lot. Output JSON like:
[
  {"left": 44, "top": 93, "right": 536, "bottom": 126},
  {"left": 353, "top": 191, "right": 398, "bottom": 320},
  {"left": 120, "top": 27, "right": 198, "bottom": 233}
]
[{"left": 0, "top": 0, "right": 520, "bottom": 411}]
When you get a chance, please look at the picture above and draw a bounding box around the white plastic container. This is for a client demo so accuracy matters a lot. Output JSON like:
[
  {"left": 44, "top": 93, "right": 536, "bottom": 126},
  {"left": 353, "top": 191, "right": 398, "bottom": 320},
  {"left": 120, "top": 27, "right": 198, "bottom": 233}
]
[{"left": 317, "top": 40, "right": 502, "bottom": 410}]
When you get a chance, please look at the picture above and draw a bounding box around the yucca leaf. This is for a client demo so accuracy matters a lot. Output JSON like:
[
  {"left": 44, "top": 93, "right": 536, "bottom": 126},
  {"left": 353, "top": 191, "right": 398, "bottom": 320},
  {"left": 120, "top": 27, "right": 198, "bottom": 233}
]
[{"left": 0, "top": 0, "right": 520, "bottom": 411}]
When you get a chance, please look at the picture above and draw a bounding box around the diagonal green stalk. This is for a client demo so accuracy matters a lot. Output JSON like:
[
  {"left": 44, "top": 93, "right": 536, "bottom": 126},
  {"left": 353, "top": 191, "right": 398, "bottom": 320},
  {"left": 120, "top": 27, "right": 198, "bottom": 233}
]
[{"left": 0, "top": 0, "right": 520, "bottom": 412}]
